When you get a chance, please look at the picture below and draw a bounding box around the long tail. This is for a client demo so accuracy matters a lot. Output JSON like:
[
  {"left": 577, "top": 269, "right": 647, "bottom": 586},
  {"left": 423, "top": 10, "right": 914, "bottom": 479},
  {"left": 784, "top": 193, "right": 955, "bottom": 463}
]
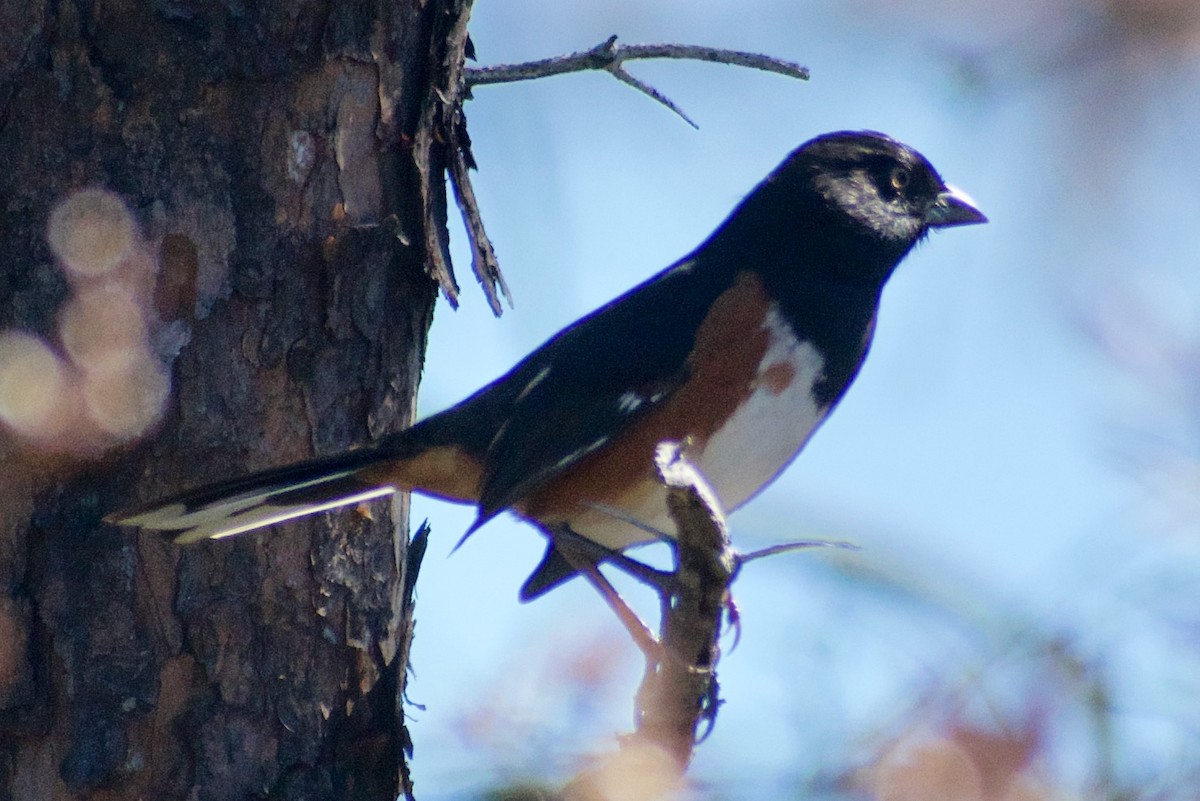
[
  {"left": 110, "top": 414, "right": 485, "bottom": 543},
  {"left": 111, "top": 448, "right": 402, "bottom": 543}
]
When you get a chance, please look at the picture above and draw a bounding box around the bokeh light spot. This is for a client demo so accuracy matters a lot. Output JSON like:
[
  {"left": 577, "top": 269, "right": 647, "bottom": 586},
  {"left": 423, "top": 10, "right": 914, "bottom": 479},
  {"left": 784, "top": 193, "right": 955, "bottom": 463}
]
[
  {"left": 59, "top": 286, "right": 149, "bottom": 375},
  {"left": 0, "top": 332, "right": 68, "bottom": 437},
  {"left": 82, "top": 361, "right": 170, "bottom": 439},
  {"left": 46, "top": 189, "right": 135, "bottom": 278}
]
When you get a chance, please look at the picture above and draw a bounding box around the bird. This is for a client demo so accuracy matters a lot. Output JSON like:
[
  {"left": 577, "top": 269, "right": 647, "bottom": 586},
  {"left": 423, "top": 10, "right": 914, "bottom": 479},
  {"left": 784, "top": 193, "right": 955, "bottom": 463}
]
[{"left": 112, "top": 130, "right": 986, "bottom": 601}]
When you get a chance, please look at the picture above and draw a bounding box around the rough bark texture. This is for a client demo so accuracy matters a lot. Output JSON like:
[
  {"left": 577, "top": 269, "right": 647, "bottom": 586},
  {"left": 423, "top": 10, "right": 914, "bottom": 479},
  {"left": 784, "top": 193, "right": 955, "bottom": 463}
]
[{"left": 0, "top": 1, "right": 447, "bottom": 798}]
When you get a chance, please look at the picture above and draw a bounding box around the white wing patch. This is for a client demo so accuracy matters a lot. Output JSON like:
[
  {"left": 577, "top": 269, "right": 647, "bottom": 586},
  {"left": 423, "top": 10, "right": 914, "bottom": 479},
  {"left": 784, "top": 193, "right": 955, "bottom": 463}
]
[
  {"left": 515, "top": 366, "right": 552, "bottom": 402},
  {"left": 550, "top": 437, "right": 608, "bottom": 472},
  {"left": 616, "top": 391, "right": 643, "bottom": 413},
  {"left": 697, "top": 303, "right": 828, "bottom": 512}
]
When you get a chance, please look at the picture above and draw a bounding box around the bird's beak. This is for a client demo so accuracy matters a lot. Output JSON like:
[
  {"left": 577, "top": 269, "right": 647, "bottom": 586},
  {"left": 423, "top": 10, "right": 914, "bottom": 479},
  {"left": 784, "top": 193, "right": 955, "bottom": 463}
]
[{"left": 925, "top": 184, "right": 987, "bottom": 228}]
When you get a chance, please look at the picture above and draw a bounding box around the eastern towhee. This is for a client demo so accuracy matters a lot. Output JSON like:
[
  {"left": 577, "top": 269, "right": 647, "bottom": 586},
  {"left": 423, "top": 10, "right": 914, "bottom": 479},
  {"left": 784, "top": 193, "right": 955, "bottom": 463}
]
[{"left": 113, "top": 131, "right": 986, "bottom": 600}]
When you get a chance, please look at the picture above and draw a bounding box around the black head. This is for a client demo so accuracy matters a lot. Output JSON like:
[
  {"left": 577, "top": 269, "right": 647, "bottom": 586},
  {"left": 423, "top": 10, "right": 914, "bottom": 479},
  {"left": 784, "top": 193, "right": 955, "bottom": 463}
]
[
  {"left": 700, "top": 131, "right": 985, "bottom": 290},
  {"left": 688, "top": 129, "right": 986, "bottom": 302},
  {"left": 681, "top": 132, "right": 985, "bottom": 409},
  {"left": 787, "top": 130, "right": 985, "bottom": 244}
]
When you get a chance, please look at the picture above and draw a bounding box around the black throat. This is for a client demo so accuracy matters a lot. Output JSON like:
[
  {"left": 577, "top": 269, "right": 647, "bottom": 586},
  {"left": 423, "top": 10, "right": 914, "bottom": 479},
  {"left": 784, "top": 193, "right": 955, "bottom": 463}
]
[{"left": 693, "top": 181, "right": 915, "bottom": 409}]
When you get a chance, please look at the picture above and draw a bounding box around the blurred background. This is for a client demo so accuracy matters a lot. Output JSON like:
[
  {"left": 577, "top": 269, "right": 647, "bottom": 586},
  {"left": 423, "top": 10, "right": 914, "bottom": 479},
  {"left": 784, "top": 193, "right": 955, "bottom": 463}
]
[{"left": 403, "top": 0, "right": 1200, "bottom": 798}]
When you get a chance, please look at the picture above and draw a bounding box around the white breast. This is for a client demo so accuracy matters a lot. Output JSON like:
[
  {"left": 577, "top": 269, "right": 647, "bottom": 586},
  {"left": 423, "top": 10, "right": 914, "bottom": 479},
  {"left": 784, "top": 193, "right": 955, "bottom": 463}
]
[{"left": 697, "top": 304, "right": 828, "bottom": 512}]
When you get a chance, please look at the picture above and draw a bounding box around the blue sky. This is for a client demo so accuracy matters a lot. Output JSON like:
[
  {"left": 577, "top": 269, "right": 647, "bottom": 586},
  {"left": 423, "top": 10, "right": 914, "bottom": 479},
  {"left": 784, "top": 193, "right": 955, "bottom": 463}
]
[{"left": 401, "top": 1, "right": 1200, "bottom": 796}]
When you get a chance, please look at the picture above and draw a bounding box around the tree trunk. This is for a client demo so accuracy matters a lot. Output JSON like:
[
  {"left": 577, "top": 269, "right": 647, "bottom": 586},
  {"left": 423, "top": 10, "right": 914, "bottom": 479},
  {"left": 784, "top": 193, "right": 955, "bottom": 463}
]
[{"left": 0, "top": 2, "right": 449, "bottom": 798}]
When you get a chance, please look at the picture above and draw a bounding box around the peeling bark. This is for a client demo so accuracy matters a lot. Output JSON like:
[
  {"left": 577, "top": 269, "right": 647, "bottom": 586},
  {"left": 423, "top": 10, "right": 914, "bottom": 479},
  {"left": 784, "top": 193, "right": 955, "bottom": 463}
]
[{"left": 0, "top": 1, "right": 449, "bottom": 798}]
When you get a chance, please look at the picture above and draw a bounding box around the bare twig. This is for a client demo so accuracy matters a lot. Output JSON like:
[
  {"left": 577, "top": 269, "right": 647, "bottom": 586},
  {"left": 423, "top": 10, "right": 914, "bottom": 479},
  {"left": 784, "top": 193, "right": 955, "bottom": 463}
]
[
  {"left": 440, "top": 0, "right": 512, "bottom": 315},
  {"left": 411, "top": 0, "right": 470, "bottom": 309},
  {"left": 466, "top": 36, "right": 810, "bottom": 86},
  {"left": 739, "top": 538, "right": 860, "bottom": 565},
  {"left": 415, "top": 30, "right": 807, "bottom": 314},
  {"left": 466, "top": 35, "right": 810, "bottom": 127},
  {"left": 397, "top": 520, "right": 430, "bottom": 801},
  {"left": 447, "top": 127, "right": 513, "bottom": 314},
  {"left": 412, "top": 110, "right": 460, "bottom": 308},
  {"left": 609, "top": 66, "right": 699, "bottom": 129}
]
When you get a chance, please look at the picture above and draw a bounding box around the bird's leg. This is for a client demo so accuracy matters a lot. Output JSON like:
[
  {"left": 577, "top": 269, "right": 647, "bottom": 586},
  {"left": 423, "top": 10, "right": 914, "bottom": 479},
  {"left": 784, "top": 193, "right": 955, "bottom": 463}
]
[
  {"left": 550, "top": 524, "right": 679, "bottom": 597},
  {"left": 573, "top": 504, "right": 686, "bottom": 598},
  {"left": 555, "top": 542, "right": 661, "bottom": 658},
  {"left": 568, "top": 553, "right": 661, "bottom": 659},
  {"left": 551, "top": 527, "right": 668, "bottom": 659},
  {"left": 569, "top": 511, "right": 750, "bottom": 650},
  {"left": 561, "top": 512, "right": 748, "bottom": 648}
]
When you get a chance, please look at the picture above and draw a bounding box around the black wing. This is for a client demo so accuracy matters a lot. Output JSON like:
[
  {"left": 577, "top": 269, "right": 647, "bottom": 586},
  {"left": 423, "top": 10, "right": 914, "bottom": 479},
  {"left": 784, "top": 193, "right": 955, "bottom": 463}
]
[{"left": 455, "top": 258, "right": 735, "bottom": 528}]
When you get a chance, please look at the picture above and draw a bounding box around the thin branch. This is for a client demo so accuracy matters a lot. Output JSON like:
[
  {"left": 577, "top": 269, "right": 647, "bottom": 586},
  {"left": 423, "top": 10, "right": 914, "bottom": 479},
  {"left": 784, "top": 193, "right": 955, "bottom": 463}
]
[
  {"left": 739, "top": 538, "right": 860, "bottom": 565},
  {"left": 441, "top": 0, "right": 511, "bottom": 314},
  {"left": 447, "top": 128, "right": 512, "bottom": 315},
  {"left": 425, "top": 34, "right": 807, "bottom": 313},
  {"left": 466, "top": 35, "right": 809, "bottom": 127},
  {"left": 466, "top": 36, "right": 810, "bottom": 86},
  {"left": 412, "top": 113, "right": 460, "bottom": 308},
  {"left": 608, "top": 65, "right": 699, "bottom": 129},
  {"left": 410, "top": 0, "right": 466, "bottom": 309},
  {"left": 397, "top": 520, "right": 430, "bottom": 801}
]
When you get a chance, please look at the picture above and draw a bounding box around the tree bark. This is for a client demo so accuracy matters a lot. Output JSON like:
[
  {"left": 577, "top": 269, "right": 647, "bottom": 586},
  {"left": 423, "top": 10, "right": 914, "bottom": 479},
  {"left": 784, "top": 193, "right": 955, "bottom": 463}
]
[{"left": 0, "top": 1, "right": 449, "bottom": 798}]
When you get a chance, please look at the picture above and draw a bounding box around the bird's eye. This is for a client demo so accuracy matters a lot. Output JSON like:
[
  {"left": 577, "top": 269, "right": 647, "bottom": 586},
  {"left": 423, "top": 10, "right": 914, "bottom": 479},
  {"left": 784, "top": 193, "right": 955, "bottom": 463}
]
[{"left": 889, "top": 166, "right": 911, "bottom": 193}]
